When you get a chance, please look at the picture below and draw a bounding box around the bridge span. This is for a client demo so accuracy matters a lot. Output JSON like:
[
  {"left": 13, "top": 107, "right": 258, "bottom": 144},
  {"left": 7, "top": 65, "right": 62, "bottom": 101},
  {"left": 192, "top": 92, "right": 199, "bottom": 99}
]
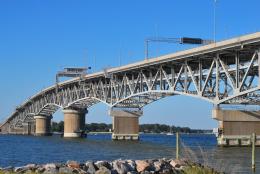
[{"left": 2, "top": 32, "right": 260, "bottom": 146}]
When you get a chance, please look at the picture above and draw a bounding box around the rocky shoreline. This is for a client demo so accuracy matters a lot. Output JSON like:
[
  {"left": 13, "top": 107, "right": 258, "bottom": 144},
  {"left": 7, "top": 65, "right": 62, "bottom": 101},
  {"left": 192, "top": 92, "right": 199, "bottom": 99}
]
[{"left": 0, "top": 158, "right": 221, "bottom": 174}]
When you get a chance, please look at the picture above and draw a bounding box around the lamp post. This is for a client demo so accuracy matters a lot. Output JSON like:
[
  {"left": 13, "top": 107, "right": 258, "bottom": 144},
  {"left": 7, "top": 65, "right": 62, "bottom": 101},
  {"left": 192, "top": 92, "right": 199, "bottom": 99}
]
[{"left": 214, "top": 0, "right": 217, "bottom": 43}]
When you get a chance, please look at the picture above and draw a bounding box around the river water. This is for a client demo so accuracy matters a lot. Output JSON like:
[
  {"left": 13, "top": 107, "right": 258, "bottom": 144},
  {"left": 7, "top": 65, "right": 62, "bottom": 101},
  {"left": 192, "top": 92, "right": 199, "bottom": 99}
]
[{"left": 0, "top": 133, "right": 257, "bottom": 173}]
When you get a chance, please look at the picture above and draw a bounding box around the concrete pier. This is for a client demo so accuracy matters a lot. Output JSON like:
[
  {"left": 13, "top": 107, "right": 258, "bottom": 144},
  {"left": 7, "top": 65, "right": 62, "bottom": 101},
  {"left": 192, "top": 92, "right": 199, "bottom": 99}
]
[
  {"left": 213, "top": 109, "right": 260, "bottom": 146},
  {"left": 109, "top": 109, "right": 142, "bottom": 140},
  {"left": 22, "top": 122, "right": 35, "bottom": 135},
  {"left": 63, "top": 109, "right": 87, "bottom": 138},
  {"left": 34, "top": 115, "right": 52, "bottom": 136}
]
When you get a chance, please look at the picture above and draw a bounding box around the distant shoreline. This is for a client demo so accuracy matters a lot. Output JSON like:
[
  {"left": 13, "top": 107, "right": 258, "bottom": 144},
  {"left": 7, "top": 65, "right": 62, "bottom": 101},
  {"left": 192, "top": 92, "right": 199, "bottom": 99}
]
[
  {"left": 52, "top": 121, "right": 213, "bottom": 135},
  {"left": 86, "top": 132, "right": 214, "bottom": 135}
]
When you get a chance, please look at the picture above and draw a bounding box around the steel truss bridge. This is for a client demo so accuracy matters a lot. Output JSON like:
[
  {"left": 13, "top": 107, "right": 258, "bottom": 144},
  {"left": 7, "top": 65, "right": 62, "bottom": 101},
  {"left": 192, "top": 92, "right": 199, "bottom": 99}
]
[{"left": 2, "top": 32, "right": 260, "bottom": 130}]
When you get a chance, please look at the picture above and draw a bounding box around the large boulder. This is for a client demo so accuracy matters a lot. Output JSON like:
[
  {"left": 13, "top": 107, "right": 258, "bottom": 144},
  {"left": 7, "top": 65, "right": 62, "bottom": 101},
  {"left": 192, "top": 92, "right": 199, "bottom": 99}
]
[
  {"left": 126, "top": 160, "right": 136, "bottom": 171},
  {"left": 86, "top": 161, "right": 98, "bottom": 174},
  {"left": 126, "top": 172, "right": 138, "bottom": 174},
  {"left": 169, "top": 160, "right": 186, "bottom": 169},
  {"left": 67, "top": 160, "right": 80, "bottom": 169},
  {"left": 35, "top": 167, "right": 45, "bottom": 173},
  {"left": 43, "top": 163, "right": 58, "bottom": 174},
  {"left": 135, "top": 160, "right": 150, "bottom": 172},
  {"left": 95, "top": 166, "right": 111, "bottom": 174},
  {"left": 24, "top": 169, "right": 35, "bottom": 174},
  {"left": 95, "top": 161, "right": 112, "bottom": 170},
  {"left": 44, "top": 163, "right": 57, "bottom": 170},
  {"left": 14, "top": 167, "right": 26, "bottom": 173},
  {"left": 153, "top": 161, "right": 163, "bottom": 172},
  {"left": 43, "top": 168, "right": 59, "bottom": 174},
  {"left": 2, "top": 166, "right": 13, "bottom": 171},
  {"left": 59, "top": 167, "right": 74, "bottom": 174},
  {"left": 14, "top": 163, "right": 37, "bottom": 173},
  {"left": 112, "top": 160, "right": 130, "bottom": 174}
]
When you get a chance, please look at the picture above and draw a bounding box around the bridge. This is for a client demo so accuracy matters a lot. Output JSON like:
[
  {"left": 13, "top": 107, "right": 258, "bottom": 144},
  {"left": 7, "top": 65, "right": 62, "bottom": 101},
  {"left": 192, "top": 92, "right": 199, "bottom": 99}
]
[{"left": 2, "top": 32, "right": 260, "bottom": 146}]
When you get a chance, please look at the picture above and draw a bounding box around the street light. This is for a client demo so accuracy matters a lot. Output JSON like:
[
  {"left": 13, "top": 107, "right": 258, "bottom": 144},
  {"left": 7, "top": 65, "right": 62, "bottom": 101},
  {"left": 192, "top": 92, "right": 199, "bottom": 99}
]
[{"left": 214, "top": 0, "right": 217, "bottom": 42}]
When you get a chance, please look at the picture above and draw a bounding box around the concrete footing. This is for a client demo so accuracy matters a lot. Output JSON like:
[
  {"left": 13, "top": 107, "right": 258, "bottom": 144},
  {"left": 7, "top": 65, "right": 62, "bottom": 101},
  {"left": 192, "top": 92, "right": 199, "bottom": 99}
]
[
  {"left": 213, "top": 109, "right": 260, "bottom": 146},
  {"left": 217, "top": 135, "right": 260, "bottom": 147},
  {"left": 63, "top": 109, "right": 87, "bottom": 138},
  {"left": 34, "top": 115, "right": 52, "bottom": 136},
  {"left": 109, "top": 109, "right": 142, "bottom": 140}
]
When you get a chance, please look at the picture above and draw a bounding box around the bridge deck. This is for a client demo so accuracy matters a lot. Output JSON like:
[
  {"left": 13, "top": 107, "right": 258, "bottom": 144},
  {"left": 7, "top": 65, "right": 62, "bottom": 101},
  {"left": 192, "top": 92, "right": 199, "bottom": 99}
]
[
  {"left": 2, "top": 32, "right": 260, "bottom": 129},
  {"left": 37, "top": 32, "right": 260, "bottom": 95}
]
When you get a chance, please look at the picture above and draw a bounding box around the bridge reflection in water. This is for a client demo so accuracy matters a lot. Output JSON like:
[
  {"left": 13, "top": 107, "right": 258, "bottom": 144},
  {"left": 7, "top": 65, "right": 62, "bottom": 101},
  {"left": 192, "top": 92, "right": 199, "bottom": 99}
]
[{"left": 2, "top": 32, "right": 260, "bottom": 146}]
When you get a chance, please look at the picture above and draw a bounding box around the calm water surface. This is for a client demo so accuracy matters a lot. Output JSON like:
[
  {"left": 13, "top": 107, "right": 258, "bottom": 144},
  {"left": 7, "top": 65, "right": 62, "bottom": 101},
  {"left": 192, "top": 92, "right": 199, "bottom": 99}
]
[{"left": 0, "top": 134, "right": 257, "bottom": 173}]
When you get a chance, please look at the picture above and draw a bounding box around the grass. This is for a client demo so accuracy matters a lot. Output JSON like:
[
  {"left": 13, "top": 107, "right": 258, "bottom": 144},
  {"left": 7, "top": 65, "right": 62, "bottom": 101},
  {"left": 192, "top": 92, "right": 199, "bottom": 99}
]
[
  {"left": 183, "top": 165, "right": 222, "bottom": 174},
  {"left": 179, "top": 141, "right": 240, "bottom": 174}
]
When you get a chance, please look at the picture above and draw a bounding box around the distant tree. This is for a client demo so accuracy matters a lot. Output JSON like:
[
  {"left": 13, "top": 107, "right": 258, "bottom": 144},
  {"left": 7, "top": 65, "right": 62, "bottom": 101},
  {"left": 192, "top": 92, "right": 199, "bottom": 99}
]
[
  {"left": 51, "top": 121, "right": 64, "bottom": 132},
  {"left": 51, "top": 121, "right": 211, "bottom": 134}
]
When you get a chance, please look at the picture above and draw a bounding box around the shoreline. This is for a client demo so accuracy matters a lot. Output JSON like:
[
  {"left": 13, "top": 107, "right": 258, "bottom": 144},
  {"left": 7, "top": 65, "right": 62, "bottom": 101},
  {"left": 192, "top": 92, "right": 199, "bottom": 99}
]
[
  {"left": 0, "top": 158, "right": 220, "bottom": 174},
  {"left": 84, "top": 132, "right": 214, "bottom": 135}
]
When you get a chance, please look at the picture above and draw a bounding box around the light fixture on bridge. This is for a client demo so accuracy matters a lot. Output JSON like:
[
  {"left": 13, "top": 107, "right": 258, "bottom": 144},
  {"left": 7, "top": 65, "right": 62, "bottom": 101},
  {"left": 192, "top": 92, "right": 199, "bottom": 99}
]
[{"left": 144, "top": 37, "right": 213, "bottom": 59}]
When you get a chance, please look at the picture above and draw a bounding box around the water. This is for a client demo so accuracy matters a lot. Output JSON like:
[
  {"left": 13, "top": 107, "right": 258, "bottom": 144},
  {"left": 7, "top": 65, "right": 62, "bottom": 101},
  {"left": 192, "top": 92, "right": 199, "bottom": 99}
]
[{"left": 0, "top": 134, "right": 257, "bottom": 173}]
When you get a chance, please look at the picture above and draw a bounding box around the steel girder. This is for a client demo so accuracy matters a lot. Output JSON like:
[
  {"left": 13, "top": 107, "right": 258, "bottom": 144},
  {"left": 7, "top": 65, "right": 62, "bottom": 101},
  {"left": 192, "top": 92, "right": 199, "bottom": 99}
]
[{"left": 2, "top": 35, "right": 260, "bottom": 129}]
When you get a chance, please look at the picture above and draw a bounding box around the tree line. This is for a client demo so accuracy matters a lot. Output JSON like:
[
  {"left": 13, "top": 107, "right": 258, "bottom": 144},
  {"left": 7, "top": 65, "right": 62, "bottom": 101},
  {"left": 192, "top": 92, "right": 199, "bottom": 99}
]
[{"left": 52, "top": 121, "right": 211, "bottom": 134}]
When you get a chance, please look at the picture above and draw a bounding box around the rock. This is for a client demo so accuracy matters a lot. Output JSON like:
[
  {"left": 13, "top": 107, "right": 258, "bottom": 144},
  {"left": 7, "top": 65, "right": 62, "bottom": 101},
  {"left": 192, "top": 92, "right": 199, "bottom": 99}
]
[
  {"left": 95, "top": 161, "right": 112, "bottom": 170},
  {"left": 59, "top": 167, "right": 74, "bottom": 174},
  {"left": 24, "top": 170, "right": 35, "bottom": 174},
  {"left": 77, "top": 168, "right": 88, "bottom": 174},
  {"left": 43, "top": 168, "right": 59, "bottom": 174},
  {"left": 110, "top": 169, "right": 118, "bottom": 174},
  {"left": 14, "top": 164, "right": 37, "bottom": 173},
  {"left": 81, "top": 164, "right": 88, "bottom": 172},
  {"left": 169, "top": 160, "right": 186, "bottom": 168},
  {"left": 161, "top": 168, "right": 172, "bottom": 174},
  {"left": 95, "top": 166, "right": 111, "bottom": 174},
  {"left": 67, "top": 160, "right": 80, "bottom": 169},
  {"left": 14, "top": 167, "right": 26, "bottom": 173},
  {"left": 55, "top": 163, "right": 65, "bottom": 169},
  {"left": 126, "top": 160, "right": 136, "bottom": 171},
  {"left": 25, "top": 163, "right": 37, "bottom": 170},
  {"left": 3, "top": 166, "right": 13, "bottom": 171},
  {"left": 153, "top": 161, "right": 162, "bottom": 172},
  {"left": 135, "top": 160, "right": 150, "bottom": 172},
  {"left": 44, "top": 163, "right": 57, "bottom": 170},
  {"left": 179, "top": 165, "right": 186, "bottom": 171},
  {"left": 86, "top": 162, "right": 97, "bottom": 174},
  {"left": 36, "top": 167, "right": 45, "bottom": 173},
  {"left": 140, "top": 171, "right": 150, "bottom": 174},
  {"left": 126, "top": 172, "right": 138, "bottom": 174},
  {"left": 43, "top": 164, "right": 58, "bottom": 174},
  {"left": 160, "top": 161, "right": 173, "bottom": 173},
  {"left": 112, "top": 160, "right": 130, "bottom": 174}
]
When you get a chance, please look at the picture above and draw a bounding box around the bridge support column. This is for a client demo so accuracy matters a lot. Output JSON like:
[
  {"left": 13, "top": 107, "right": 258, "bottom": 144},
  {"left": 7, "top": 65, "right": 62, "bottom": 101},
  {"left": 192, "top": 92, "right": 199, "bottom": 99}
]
[
  {"left": 22, "top": 122, "right": 33, "bottom": 135},
  {"left": 109, "top": 109, "right": 142, "bottom": 140},
  {"left": 34, "top": 115, "right": 52, "bottom": 136},
  {"left": 63, "top": 108, "right": 87, "bottom": 138},
  {"left": 213, "top": 108, "right": 260, "bottom": 146}
]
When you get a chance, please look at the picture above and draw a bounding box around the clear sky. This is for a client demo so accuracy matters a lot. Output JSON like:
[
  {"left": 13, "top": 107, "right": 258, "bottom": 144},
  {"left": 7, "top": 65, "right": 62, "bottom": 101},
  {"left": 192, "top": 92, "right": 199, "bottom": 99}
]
[{"left": 0, "top": 0, "right": 260, "bottom": 129}]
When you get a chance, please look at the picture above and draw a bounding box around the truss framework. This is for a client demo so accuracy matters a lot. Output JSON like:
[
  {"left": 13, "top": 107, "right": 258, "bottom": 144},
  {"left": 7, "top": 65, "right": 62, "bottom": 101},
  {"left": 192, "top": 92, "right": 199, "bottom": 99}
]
[{"left": 2, "top": 35, "right": 260, "bottom": 129}]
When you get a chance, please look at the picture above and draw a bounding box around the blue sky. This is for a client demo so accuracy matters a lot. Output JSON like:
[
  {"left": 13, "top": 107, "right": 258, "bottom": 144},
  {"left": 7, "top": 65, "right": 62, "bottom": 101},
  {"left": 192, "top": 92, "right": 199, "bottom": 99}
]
[{"left": 0, "top": 0, "right": 259, "bottom": 129}]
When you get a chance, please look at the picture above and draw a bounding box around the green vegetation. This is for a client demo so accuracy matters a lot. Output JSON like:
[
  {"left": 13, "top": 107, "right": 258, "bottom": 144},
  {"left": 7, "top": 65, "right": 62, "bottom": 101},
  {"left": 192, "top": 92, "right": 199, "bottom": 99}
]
[
  {"left": 52, "top": 121, "right": 64, "bottom": 132},
  {"left": 140, "top": 124, "right": 211, "bottom": 134},
  {"left": 0, "top": 172, "right": 36, "bottom": 174},
  {"left": 183, "top": 165, "right": 222, "bottom": 174},
  {"left": 51, "top": 121, "right": 212, "bottom": 134}
]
